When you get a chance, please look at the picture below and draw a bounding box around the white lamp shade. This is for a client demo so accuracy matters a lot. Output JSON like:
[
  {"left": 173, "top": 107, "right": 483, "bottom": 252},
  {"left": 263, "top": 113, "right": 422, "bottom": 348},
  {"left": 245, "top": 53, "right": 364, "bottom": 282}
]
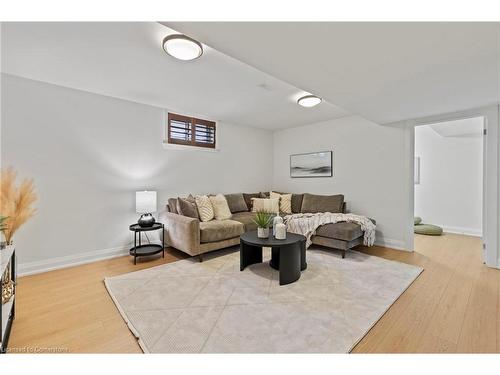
[{"left": 136, "top": 191, "right": 157, "bottom": 214}]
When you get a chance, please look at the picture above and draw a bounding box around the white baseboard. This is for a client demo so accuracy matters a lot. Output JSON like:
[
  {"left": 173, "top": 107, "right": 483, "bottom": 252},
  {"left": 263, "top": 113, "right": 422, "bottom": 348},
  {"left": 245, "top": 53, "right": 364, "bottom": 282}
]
[
  {"left": 18, "top": 235, "right": 408, "bottom": 276},
  {"left": 374, "top": 238, "right": 408, "bottom": 251},
  {"left": 441, "top": 225, "right": 482, "bottom": 237},
  {"left": 18, "top": 245, "right": 131, "bottom": 276}
]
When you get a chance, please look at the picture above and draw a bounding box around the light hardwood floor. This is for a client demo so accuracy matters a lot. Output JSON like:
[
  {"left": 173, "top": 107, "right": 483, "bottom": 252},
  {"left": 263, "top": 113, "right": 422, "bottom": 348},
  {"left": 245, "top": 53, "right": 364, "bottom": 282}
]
[{"left": 7, "top": 233, "right": 499, "bottom": 353}]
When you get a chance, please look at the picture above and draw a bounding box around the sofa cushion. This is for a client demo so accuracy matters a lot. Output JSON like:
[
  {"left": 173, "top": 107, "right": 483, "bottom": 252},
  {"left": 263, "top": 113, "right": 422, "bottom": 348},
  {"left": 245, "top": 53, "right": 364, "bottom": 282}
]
[
  {"left": 273, "top": 191, "right": 303, "bottom": 214},
  {"left": 251, "top": 198, "right": 280, "bottom": 214},
  {"left": 167, "top": 198, "right": 179, "bottom": 214},
  {"left": 224, "top": 193, "right": 248, "bottom": 213},
  {"left": 199, "top": 220, "right": 244, "bottom": 243},
  {"left": 270, "top": 191, "right": 292, "bottom": 214},
  {"left": 242, "top": 193, "right": 260, "bottom": 211},
  {"left": 231, "top": 211, "right": 258, "bottom": 231},
  {"left": 176, "top": 197, "right": 199, "bottom": 219},
  {"left": 315, "top": 222, "right": 363, "bottom": 242},
  {"left": 301, "top": 193, "right": 344, "bottom": 213},
  {"left": 195, "top": 195, "right": 215, "bottom": 222},
  {"left": 291, "top": 194, "right": 304, "bottom": 214},
  {"left": 209, "top": 194, "right": 232, "bottom": 221}
]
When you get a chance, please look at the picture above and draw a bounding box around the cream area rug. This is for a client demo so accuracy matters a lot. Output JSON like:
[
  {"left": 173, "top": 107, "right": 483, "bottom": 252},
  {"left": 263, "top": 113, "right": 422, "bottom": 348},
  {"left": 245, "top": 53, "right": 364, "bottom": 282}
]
[{"left": 104, "top": 246, "right": 422, "bottom": 353}]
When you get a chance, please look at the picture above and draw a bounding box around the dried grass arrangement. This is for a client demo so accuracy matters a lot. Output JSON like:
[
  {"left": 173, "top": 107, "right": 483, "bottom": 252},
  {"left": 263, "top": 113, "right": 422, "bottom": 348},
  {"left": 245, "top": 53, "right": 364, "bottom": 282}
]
[{"left": 0, "top": 167, "right": 37, "bottom": 244}]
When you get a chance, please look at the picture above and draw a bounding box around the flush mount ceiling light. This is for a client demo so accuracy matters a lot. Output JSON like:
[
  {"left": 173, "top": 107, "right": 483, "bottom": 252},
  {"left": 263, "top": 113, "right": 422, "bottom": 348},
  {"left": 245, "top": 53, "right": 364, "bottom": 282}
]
[
  {"left": 297, "top": 95, "right": 322, "bottom": 108},
  {"left": 162, "top": 34, "right": 203, "bottom": 61}
]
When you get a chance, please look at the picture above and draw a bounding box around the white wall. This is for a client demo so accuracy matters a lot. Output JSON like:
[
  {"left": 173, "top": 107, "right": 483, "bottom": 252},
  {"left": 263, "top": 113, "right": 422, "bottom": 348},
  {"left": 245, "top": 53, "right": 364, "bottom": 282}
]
[
  {"left": 273, "top": 116, "right": 408, "bottom": 250},
  {"left": 401, "top": 105, "right": 498, "bottom": 268},
  {"left": 414, "top": 123, "right": 483, "bottom": 236},
  {"left": 4, "top": 74, "right": 497, "bottom": 273},
  {"left": 1, "top": 74, "right": 273, "bottom": 273}
]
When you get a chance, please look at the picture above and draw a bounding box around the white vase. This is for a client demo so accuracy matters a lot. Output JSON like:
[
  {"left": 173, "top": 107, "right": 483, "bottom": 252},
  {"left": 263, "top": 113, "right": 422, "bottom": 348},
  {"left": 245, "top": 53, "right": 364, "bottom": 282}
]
[
  {"left": 275, "top": 223, "right": 287, "bottom": 240},
  {"left": 272, "top": 216, "right": 284, "bottom": 237},
  {"left": 257, "top": 227, "right": 269, "bottom": 238}
]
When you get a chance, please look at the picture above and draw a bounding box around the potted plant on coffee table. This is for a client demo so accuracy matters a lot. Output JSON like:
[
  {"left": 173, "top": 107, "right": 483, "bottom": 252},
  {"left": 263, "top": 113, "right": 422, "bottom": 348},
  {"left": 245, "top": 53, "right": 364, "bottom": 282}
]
[{"left": 253, "top": 211, "right": 273, "bottom": 238}]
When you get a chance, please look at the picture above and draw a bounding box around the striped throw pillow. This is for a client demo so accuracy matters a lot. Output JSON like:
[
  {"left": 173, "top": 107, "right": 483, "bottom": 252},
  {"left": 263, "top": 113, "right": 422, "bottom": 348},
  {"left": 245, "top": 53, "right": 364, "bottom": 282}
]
[
  {"left": 251, "top": 198, "right": 280, "bottom": 214},
  {"left": 270, "top": 191, "right": 292, "bottom": 214},
  {"left": 195, "top": 195, "right": 215, "bottom": 222}
]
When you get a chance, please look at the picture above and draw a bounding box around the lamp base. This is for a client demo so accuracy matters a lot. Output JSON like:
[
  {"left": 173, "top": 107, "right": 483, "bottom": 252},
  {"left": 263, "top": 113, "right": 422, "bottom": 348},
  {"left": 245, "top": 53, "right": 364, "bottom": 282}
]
[{"left": 138, "top": 213, "right": 155, "bottom": 227}]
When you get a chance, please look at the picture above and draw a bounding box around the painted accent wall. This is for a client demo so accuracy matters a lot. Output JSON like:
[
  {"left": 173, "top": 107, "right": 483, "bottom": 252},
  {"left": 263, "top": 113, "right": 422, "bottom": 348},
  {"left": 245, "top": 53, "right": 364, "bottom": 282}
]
[
  {"left": 272, "top": 116, "right": 408, "bottom": 250},
  {"left": 414, "top": 122, "right": 483, "bottom": 236},
  {"left": 1, "top": 74, "right": 273, "bottom": 273}
]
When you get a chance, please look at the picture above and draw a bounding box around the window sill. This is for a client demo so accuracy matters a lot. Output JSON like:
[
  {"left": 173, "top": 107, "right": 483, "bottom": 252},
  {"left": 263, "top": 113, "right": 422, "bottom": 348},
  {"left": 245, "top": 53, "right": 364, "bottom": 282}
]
[{"left": 162, "top": 141, "right": 220, "bottom": 153}]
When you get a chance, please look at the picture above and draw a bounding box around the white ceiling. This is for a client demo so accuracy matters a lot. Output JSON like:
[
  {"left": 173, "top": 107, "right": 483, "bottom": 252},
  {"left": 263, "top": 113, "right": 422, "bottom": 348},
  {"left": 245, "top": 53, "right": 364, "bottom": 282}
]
[
  {"left": 167, "top": 22, "right": 500, "bottom": 124},
  {"left": 0, "top": 22, "right": 349, "bottom": 130},
  {"left": 2, "top": 22, "right": 499, "bottom": 129},
  {"left": 429, "top": 117, "right": 484, "bottom": 137}
]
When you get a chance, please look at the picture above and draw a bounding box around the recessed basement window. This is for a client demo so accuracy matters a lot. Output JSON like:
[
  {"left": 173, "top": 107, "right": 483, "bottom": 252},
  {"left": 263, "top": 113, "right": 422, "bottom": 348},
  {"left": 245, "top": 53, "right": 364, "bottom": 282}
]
[{"left": 167, "top": 112, "right": 216, "bottom": 149}]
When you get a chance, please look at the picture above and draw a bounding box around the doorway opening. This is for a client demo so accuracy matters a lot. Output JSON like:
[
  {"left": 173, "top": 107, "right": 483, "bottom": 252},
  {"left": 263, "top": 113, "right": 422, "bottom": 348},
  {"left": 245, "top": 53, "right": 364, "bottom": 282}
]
[{"left": 413, "top": 116, "right": 484, "bottom": 260}]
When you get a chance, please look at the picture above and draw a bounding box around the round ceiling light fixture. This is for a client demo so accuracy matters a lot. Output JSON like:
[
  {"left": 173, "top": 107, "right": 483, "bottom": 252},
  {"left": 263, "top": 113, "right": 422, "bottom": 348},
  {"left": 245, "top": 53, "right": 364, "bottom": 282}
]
[
  {"left": 162, "top": 34, "right": 203, "bottom": 61},
  {"left": 297, "top": 94, "right": 322, "bottom": 108}
]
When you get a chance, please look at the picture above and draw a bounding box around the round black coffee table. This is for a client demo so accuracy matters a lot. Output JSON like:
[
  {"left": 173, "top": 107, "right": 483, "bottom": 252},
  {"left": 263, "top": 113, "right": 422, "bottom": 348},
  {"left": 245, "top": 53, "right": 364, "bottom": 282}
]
[
  {"left": 240, "top": 230, "right": 307, "bottom": 285},
  {"left": 129, "top": 222, "right": 165, "bottom": 265}
]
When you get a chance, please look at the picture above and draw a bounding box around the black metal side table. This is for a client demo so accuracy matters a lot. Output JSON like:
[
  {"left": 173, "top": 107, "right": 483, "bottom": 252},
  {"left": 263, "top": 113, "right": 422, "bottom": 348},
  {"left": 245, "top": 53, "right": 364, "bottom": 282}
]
[{"left": 129, "top": 222, "right": 165, "bottom": 265}]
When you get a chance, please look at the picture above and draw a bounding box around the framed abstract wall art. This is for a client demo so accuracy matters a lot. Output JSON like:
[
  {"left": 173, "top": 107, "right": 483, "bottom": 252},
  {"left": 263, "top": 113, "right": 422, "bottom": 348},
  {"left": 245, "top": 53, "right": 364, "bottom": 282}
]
[{"left": 290, "top": 151, "right": 333, "bottom": 178}]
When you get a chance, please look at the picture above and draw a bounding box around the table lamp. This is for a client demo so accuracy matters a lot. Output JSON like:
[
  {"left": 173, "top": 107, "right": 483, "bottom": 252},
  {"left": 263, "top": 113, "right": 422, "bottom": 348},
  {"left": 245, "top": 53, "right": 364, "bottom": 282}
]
[{"left": 136, "top": 191, "right": 157, "bottom": 227}]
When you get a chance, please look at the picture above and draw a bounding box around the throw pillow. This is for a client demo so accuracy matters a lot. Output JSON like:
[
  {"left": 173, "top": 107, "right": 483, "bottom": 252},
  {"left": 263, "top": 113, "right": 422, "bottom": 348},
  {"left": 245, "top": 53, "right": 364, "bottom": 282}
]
[
  {"left": 291, "top": 194, "right": 304, "bottom": 213},
  {"left": 167, "top": 198, "right": 179, "bottom": 214},
  {"left": 273, "top": 191, "right": 303, "bottom": 213},
  {"left": 224, "top": 193, "right": 248, "bottom": 213},
  {"left": 251, "top": 197, "right": 280, "bottom": 214},
  {"left": 176, "top": 197, "right": 199, "bottom": 219},
  {"left": 209, "top": 194, "right": 232, "bottom": 220},
  {"left": 301, "top": 193, "right": 344, "bottom": 214},
  {"left": 270, "top": 191, "right": 292, "bottom": 214},
  {"left": 195, "top": 195, "right": 215, "bottom": 222},
  {"left": 242, "top": 193, "right": 260, "bottom": 211}
]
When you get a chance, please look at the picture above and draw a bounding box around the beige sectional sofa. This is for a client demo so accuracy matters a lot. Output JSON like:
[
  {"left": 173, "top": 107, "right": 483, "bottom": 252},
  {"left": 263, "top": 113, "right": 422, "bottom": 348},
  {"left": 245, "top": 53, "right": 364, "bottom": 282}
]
[
  {"left": 161, "top": 192, "right": 372, "bottom": 261},
  {"left": 162, "top": 211, "right": 258, "bottom": 261}
]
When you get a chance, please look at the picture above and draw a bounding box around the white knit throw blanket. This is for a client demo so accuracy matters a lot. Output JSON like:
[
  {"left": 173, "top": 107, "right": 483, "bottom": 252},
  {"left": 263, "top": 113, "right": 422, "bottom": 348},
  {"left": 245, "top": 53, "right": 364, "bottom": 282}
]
[{"left": 283, "top": 212, "right": 376, "bottom": 248}]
